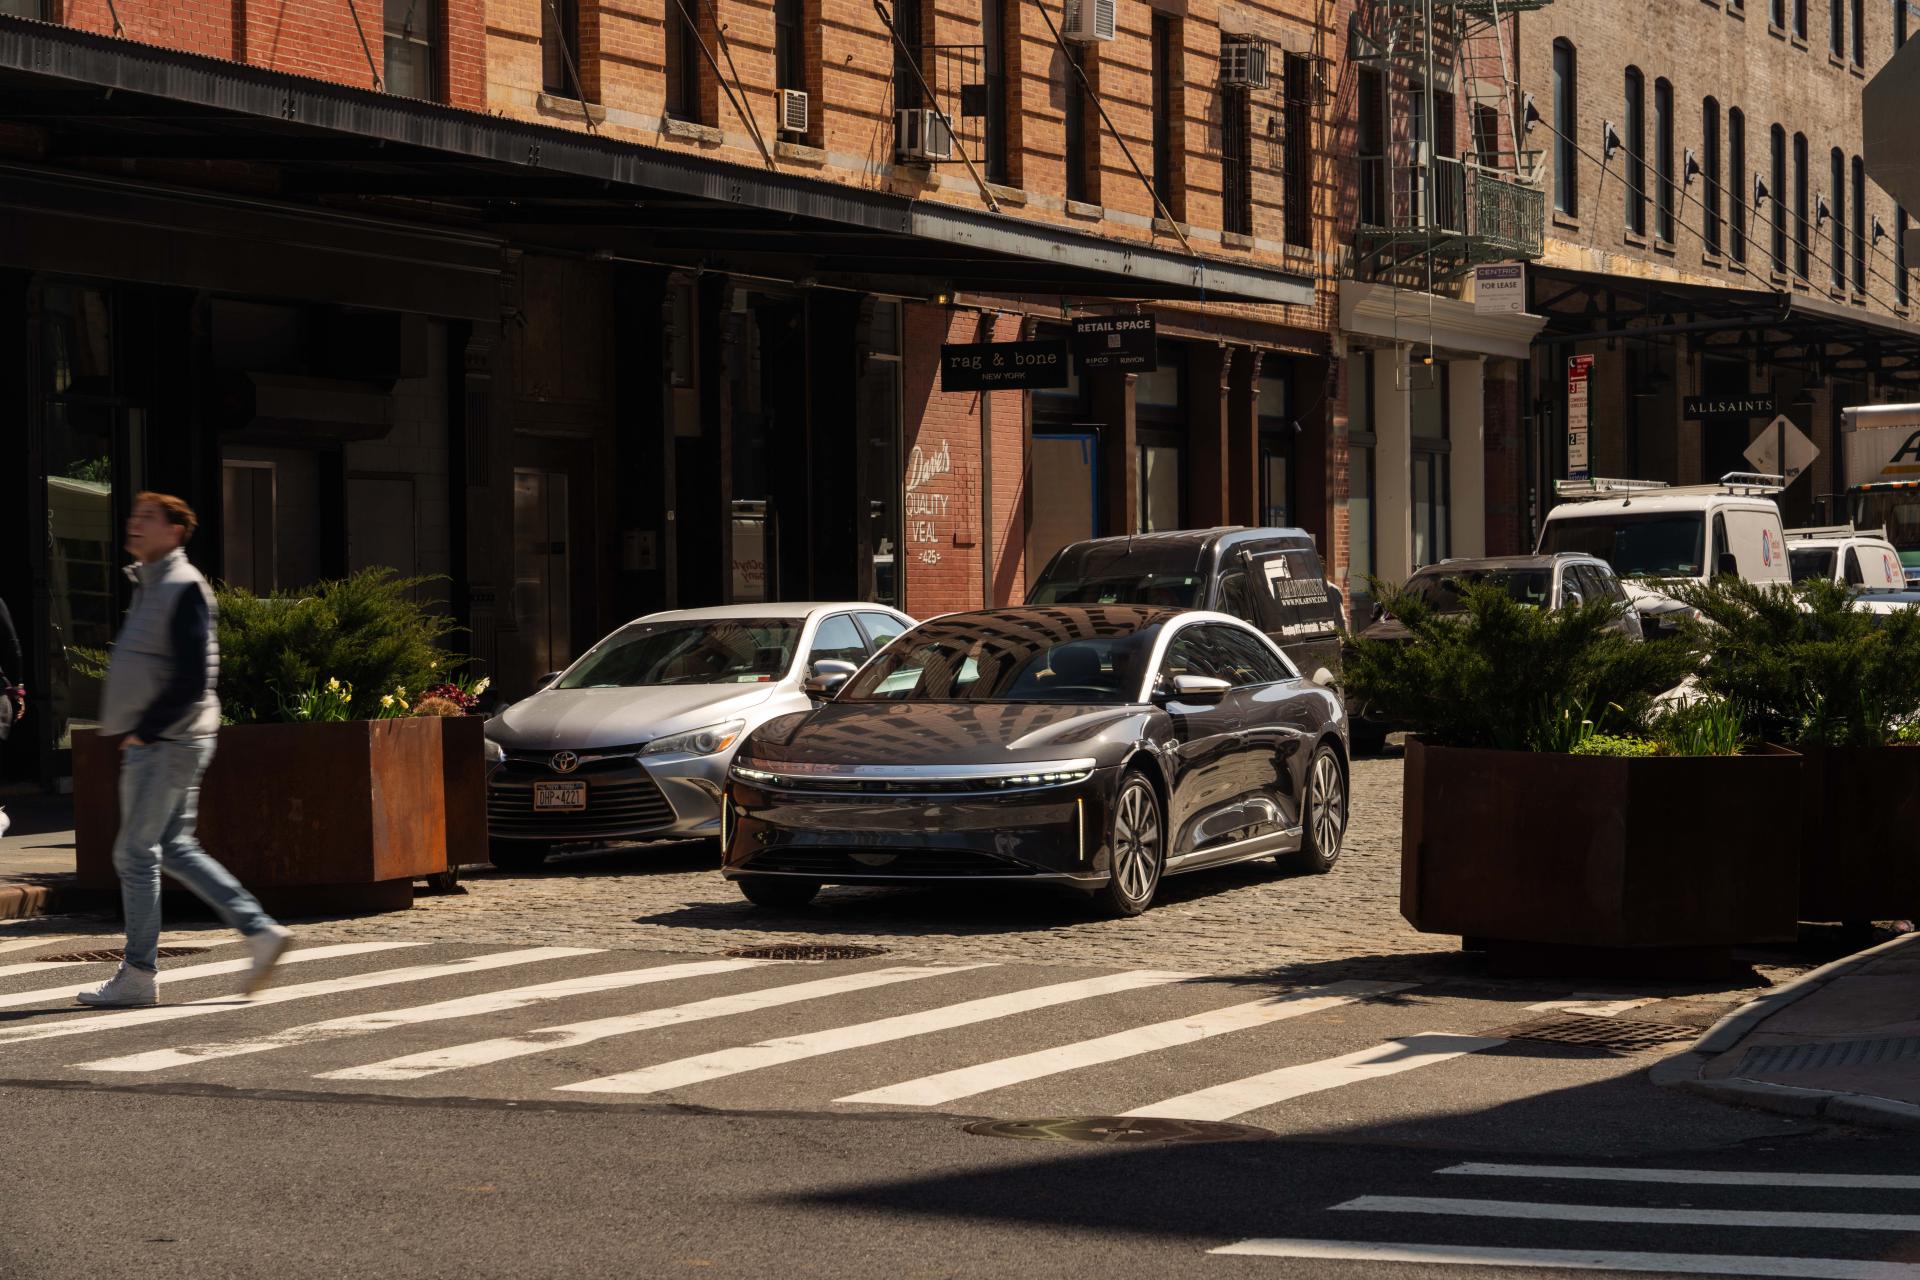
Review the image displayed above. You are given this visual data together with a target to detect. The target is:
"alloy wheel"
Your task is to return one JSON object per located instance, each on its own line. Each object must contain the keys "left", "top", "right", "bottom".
{"left": 1310, "top": 750, "right": 1346, "bottom": 859}
{"left": 1112, "top": 779, "right": 1162, "bottom": 904}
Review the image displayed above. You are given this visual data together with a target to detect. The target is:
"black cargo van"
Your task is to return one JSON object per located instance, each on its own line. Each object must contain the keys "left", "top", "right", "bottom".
{"left": 1026, "top": 528, "right": 1346, "bottom": 684}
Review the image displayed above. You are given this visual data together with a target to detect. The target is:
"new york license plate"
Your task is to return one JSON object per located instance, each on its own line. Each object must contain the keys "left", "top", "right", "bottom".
{"left": 533, "top": 781, "right": 587, "bottom": 811}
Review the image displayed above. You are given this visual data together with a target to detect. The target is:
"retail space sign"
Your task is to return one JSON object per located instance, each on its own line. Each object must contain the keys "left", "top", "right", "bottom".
{"left": 1473, "top": 263, "right": 1526, "bottom": 314}
{"left": 1071, "top": 315, "right": 1158, "bottom": 372}
{"left": 1744, "top": 414, "right": 1820, "bottom": 487}
{"left": 1684, "top": 394, "right": 1778, "bottom": 419}
{"left": 940, "top": 339, "right": 1071, "bottom": 391}
{"left": 1566, "top": 354, "right": 1594, "bottom": 479}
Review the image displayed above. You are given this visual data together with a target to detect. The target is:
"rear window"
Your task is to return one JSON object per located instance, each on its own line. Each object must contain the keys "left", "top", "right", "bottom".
{"left": 1789, "top": 546, "right": 1836, "bottom": 583}
{"left": 1027, "top": 543, "right": 1206, "bottom": 609}
{"left": 1404, "top": 568, "right": 1553, "bottom": 611}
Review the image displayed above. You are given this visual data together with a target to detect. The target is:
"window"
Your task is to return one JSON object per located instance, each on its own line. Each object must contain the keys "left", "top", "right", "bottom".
{"left": 542, "top": 0, "right": 581, "bottom": 95}
{"left": 1472, "top": 103, "right": 1501, "bottom": 167}
{"left": 857, "top": 612, "right": 908, "bottom": 650}
{"left": 1852, "top": 155, "right": 1867, "bottom": 293}
{"left": 1137, "top": 445, "right": 1182, "bottom": 532}
{"left": 1258, "top": 373, "right": 1291, "bottom": 525}
{"left": 1901, "top": 0, "right": 1911, "bottom": 46}
{"left": 1654, "top": 78, "right": 1675, "bottom": 243}
{"left": 1832, "top": 0, "right": 1844, "bottom": 54}
{"left": 808, "top": 614, "right": 871, "bottom": 668}
{"left": 1552, "top": 40, "right": 1578, "bottom": 214}
{"left": 1770, "top": 0, "right": 1784, "bottom": 26}
{"left": 892, "top": 0, "right": 924, "bottom": 111}
{"left": 1151, "top": 14, "right": 1183, "bottom": 220}
{"left": 1900, "top": 207, "right": 1912, "bottom": 308}
{"left": 1283, "top": 53, "right": 1313, "bottom": 247}
{"left": 774, "top": 0, "right": 803, "bottom": 96}
{"left": 1772, "top": 124, "right": 1789, "bottom": 270}
{"left": 1410, "top": 364, "right": 1450, "bottom": 569}
{"left": 0, "top": 0, "right": 47, "bottom": 15}
{"left": 1794, "top": 0, "right": 1807, "bottom": 39}
{"left": 1624, "top": 68, "right": 1647, "bottom": 235}
{"left": 384, "top": 0, "right": 439, "bottom": 100}
{"left": 1064, "top": 47, "right": 1096, "bottom": 204}
{"left": 1220, "top": 38, "right": 1252, "bottom": 236}
{"left": 1358, "top": 67, "right": 1386, "bottom": 226}
{"left": 1703, "top": 98, "right": 1722, "bottom": 254}
{"left": 1347, "top": 352, "right": 1376, "bottom": 589}
{"left": 1204, "top": 625, "right": 1291, "bottom": 687}
{"left": 1852, "top": 0, "right": 1864, "bottom": 63}
{"left": 1794, "top": 131, "right": 1810, "bottom": 277}
{"left": 1730, "top": 108, "right": 1748, "bottom": 263}
{"left": 664, "top": 0, "right": 704, "bottom": 121}
{"left": 982, "top": 0, "right": 1011, "bottom": 184}
{"left": 1832, "top": 147, "right": 1847, "bottom": 289}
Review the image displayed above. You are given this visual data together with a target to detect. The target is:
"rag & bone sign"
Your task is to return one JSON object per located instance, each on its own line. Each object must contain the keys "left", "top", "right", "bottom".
{"left": 940, "top": 340, "right": 1070, "bottom": 391}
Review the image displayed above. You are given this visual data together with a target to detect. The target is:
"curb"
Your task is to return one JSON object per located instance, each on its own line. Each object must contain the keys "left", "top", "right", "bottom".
{"left": 0, "top": 882, "right": 60, "bottom": 921}
{"left": 1651, "top": 931, "right": 1920, "bottom": 1133}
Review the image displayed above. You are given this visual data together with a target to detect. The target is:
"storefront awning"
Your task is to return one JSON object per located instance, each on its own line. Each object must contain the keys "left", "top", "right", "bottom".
{"left": 0, "top": 17, "right": 1314, "bottom": 307}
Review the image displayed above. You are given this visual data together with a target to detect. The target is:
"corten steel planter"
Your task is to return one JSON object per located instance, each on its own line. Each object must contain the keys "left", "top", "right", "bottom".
{"left": 1402, "top": 738, "right": 1802, "bottom": 977}
{"left": 75, "top": 717, "right": 477, "bottom": 915}
{"left": 1792, "top": 744, "right": 1920, "bottom": 924}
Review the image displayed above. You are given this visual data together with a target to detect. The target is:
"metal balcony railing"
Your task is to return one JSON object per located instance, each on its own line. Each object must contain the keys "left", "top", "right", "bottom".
{"left": 1353, "top": 155, "right": 1545, "bottom": 276}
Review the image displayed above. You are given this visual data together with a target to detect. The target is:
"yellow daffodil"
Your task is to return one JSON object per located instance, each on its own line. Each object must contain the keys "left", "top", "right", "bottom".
{"left": 327, "top": 677, "right": 341, "bottom": 691}
{"left": 380, "top": 694, "right": 394, "bottom": 709}
{"left": 474, "top": 677, "right": 491, "bottom": 694}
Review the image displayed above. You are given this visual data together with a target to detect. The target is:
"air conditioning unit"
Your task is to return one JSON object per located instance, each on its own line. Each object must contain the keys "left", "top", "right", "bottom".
{"left": 895, "top": 108, "right": 954, "bottom": 163}
{"left": 1062, "top": 0, "right": 1116, "bottom": 43}
{"left": 1220, "top": 40, "right": 1269, "bottom": 90}
{"left": 780, "top": 88, "right": 809, "bottom": 136}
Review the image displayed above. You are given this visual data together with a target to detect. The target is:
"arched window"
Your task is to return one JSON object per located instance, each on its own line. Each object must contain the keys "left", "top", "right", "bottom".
{"left": 1729, "top": 108, "right": 1748, "bottom": 264}
{"left": 1654, "top": 78, "right": 1675, "bottom": 243}
{"left": 1553, "top": 40, "right": 1578, "bottom": 215}
{"left": 1831, "top": 147, "right": 1847, "bottom": 290}
{"left": 1624, "top": 68, "right": 1646, "bottom": 235}
{"left": 1794, "top": 132, "right": 1809, "bottom": 278}
{"left": 1704, "top": 98, "right": 1723, "bottom": 255}
{"left": 1852, "top": 0, "right": 1864, "bottom": 65}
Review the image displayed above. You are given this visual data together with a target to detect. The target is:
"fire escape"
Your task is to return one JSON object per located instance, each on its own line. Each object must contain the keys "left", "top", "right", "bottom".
{"left": 1349, "top": 0, "right": 1550, "bottom": 283}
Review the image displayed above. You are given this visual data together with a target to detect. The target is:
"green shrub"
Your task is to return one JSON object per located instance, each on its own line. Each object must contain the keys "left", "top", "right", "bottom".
{"left": 1344, "top": 577, "right": 1699, "bottom": 752}
{"left": 1672, "top": 577, "right": 1920, "bottom": 748}
{"left": 1571, "top": 733, "right": 1659, "bottom": 758}
{"left": 1646, "top": 694, "right": 1746, "bottom": 757}
{"left": 216, "top": 570, "right": 460, "bottom": 724}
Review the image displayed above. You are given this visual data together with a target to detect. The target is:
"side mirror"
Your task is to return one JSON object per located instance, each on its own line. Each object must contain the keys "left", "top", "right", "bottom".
{"left": 535, "top": 671, "right": 562, "bottom": 690}
{"left": 1311, "top": 667, "right": 1338, "bottom": 690}
{"left": 1160, "top": 673, "right": 1232, "bottom": 704}
{"left": 803, "top": 659, "right": 859, "bottom": 698}
{"left": 1717, "top": 551, "right": 1740, "bottom": 578}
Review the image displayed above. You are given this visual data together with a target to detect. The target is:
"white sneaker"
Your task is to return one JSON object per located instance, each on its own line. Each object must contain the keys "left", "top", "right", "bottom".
{"left": 76, "top": 965, "right": 157, "bottom": 1008}
{"left": 243, "top": 925, "right": 293, "bottom": 996}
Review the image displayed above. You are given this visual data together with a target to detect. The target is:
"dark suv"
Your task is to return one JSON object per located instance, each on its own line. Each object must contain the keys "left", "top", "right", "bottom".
{"left": 1026, "top": 528, "right": 1346, "bottom": 684}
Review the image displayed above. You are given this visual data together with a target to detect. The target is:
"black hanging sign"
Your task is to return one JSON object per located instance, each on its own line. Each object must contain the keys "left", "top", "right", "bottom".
{"left": 940, "top": 340, "right": 1070, "bottom": 391}
{"left": 1071, "top": 314, "right": 1158, "bottom": 372}
{"left": 1683, "top": 394, "right": 1777, "bottom": 420}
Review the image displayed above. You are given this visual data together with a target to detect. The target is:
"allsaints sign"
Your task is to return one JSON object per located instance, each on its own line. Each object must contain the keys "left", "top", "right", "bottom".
{"left": 1683, "top": 395, "right": 1778, "bottom": 420}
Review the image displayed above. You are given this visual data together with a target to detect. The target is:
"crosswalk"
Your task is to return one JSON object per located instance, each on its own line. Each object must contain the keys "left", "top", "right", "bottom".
{"left": 0, "top": 935, "right": 1531, "bottom": 1122}
{"left": 1213, "top": 1163, "right": 1920, "bottom": 1278}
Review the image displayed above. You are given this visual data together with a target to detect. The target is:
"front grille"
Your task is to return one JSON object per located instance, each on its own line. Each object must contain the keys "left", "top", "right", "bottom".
{"left": 742, "top": 847, "right": 1038, "bottom": 877}
{"left": 487, "top": 770, "right": 676, "bottom": 837}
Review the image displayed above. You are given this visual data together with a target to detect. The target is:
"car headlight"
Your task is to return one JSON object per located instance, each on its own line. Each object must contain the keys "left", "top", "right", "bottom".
{"left": 643, "top": 719, "right": 747, "bottom": 757}
{"left": 483, "top": 736, "right": 506, "bottom": 764}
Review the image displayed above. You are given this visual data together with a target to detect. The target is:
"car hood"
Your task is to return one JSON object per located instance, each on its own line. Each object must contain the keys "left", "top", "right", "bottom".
{"left": 738, "top": 701, "right": 1152, "bottom": 770}
{"left": 1620, "top": 579, "right": 1698, "bottom": 614}
{"left": 487, "top": 683, "right": 789, "bottom": 751}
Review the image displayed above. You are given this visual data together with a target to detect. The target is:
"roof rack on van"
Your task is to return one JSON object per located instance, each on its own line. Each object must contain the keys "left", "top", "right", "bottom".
{"left": 1715, "top": 471, "right": 1786, "bottom": 494}
{"left": 1553, "top": 473, "right": 1785, "bottom": 501}
{"left": 1552, "top": 477, "right": 1671, "bottom": 499}
{"left": 1787, "top": 524, "right": 1889, "bottom": 541}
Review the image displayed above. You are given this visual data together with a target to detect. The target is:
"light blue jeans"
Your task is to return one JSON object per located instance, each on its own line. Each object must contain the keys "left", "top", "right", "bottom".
{"left": 113, "top": 736, "right": 277, "bottom": 974}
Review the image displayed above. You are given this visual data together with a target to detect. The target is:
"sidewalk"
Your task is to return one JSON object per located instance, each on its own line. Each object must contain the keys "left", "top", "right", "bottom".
{"left": 1654, "top": 930, "right": 1920, "bottom": 1132}
{"left": 0, "top": 792, "right": 82, "bottom": 920}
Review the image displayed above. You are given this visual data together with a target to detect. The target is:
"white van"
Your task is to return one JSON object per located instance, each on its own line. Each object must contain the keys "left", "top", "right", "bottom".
{"left": 1786, "top": 526, "right": 1905, "bottom": 590}
{"left": 1535, "top": 474, "right": 1791, "bottom": 636}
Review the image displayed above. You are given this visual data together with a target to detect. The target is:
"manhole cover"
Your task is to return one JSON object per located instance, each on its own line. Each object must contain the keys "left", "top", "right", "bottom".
{"left": 38, "top": 947, "right": 208, "bottom": 963}
{"left": 963, "top": 1116, "right": 1269, "bottom": 1145}
{"left": 1495, "top": 1015, "right": 1698, "bottom": 1052}
{"left": 722, "top": 943, "right": 889, "bottom": 961}
{"left": 1742, "top": 1035, "right": 1920, "bottom": 1075}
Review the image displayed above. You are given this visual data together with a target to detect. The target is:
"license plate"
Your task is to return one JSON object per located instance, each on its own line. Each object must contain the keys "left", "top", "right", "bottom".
{"left": 533, "top": 781, "right": 587, "bottom": 811}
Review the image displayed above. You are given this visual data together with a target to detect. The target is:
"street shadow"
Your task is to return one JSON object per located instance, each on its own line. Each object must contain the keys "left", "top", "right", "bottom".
{"left": 0, "top": 793, "right": 77, "bottom": 839}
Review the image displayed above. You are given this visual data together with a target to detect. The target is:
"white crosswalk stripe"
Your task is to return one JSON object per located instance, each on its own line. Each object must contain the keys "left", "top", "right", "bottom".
{"left": 1332, "top": 1195, "right": 1920, "bottom": 1232}
{"left": 74, "top": 958, "right": 774, "bottom": 1072}
{"left": 556, "top": 969, "right": 1199, "bottom": 1097}
{"left": 1125, "top": 1031, "right": 1505, "bottom": 1121}
{"left": 0, "top": 933, "right": 247, "bottom": 981}
{"left": 0, "top": 941, "right": 420, "bottom": 1011}
{"left": 837, "top": 979, "right": 1416, "bottom": 1107}
{"left": 1209, "top": 1240, "right": 1920, "bottom": 1278}
{"left": 323, "top": 963, "right": 990, "bottom": 1082}
{"left": 1439, "top": 1164, "right": 1920, "bottom": 1190}
{"left": 0, "top": 935, "right": 79, "bottom": 958}
{"left": 0, "top": 946, "right": 592, "bottom": 1046}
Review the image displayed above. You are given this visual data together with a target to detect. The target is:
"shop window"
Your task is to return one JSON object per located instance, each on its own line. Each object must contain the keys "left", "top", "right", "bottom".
{"left": 222, "top": 462, "right": 277, "bottom": 594}
{"left": 1654, "top": 78, "right": 1675, "bottom": 243}
{"left": 542, "top": 0, "right": 582, "bottom": 96}
{"left": 665, "top": 0, "right": 706, "bottom": 123}
{"left": 1030, "top": 434, "right": 1099, "bottom": 572}
{"left": 1283, "top": 54, "right": 1313, "bottom": 247}
{"left": 1624, "top": 68, "right": 1646, "bottom": 236}
{"left": 1729, "top": 108, "right": 1748, "bottom": 263}
{"left": 384, "top": 0, "right": 439, "bottom": 100}
{"left": 1258, "top": 374, "right": 1291, "bottom": 527}
{"left": 1410, "top": 364, "right": 1450, "bottom": 569}
{"left": 1135, "top": 343, "right": 1185, "bottom": 535}
{"left": 1136, "top": 444, "right": 1182, "bottom": 532}
{"left": 858, "top": 301, "right": 903, "bottom": 606}
{"left": 1703, "top": 98, "right": 1722, "bottom": 255}
{"left": 1552, "top": 40, "right": 1578, "bottom": 215}
{"left": 1151, "top": 14, "right": 1185, "bottom": 220}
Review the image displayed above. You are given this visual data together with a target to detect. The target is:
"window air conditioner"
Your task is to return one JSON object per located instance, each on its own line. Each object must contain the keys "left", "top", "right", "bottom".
{"left": 780, "top": 89, "right": 809, "bottom": 135}
{"left": 895, "top": 108, "right": 954, "bottom": 163}
{"left": 1220, "top": 40, "right": 1269, "bottom": 90}
{"left": 1062, "top": 0, "right": 1116, "bottom": 43}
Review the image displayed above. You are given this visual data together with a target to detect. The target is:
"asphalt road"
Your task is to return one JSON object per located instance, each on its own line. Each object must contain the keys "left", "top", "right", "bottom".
{"left": 2, "top": 937, "right": 1915, "bottom": 1279}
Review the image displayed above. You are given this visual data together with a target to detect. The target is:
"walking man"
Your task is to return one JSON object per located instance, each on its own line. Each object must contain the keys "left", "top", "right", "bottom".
{"left": 79, "top": 493, "right": 291, "bottom": 1008}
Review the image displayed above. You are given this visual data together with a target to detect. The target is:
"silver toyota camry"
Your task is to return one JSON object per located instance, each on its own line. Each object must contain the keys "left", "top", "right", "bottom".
{"left": 482, "top": 602, "right": 913, "bottom": 870}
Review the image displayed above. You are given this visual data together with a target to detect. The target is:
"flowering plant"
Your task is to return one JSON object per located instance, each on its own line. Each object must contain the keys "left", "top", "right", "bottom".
{"left": 283, "top": 677, "right": 355, "bottom": 723}
{"left": 419, "top": 674, "right": 491, "bottom": 714}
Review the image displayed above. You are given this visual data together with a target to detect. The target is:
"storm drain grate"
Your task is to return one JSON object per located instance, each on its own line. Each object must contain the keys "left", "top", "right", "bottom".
{"left": 38, "top": 947, "right": 209, "bottom": 963}
{"left": 963, "top": 1116, "right": 1270, "bottom": 1145}
{"left": 722, "top": 943, "right": 889, "bottom": 961}
{"left": 1742, "top": 1035, "right": 1920, "bottom": 1076}
{"left": 1495, "top": 1015, "right": 1699, "bottom": 1052}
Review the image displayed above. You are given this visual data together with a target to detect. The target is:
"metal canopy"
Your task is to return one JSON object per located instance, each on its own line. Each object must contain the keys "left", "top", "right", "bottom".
{"left": 0, "top": 17, "right": 1315, "bottom": 306}
{"left": 1530, "top": 266, "right": 1920, "bottom": 383}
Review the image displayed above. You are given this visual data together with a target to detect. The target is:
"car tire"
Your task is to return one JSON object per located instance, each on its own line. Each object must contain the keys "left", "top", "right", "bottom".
{"left": 487, "top": 841, "right": 551, "bottom": 873}
{"left": 1096, "top": 771, "right": 1164, "bottom": 918}
{"left": 737, "top": 876, "right": 822, "bottom": 910}
{"left": 1280, "top": 744, "right": 1346, "bottom": 875}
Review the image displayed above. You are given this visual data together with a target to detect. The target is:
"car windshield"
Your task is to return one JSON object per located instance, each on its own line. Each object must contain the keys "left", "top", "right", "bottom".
{"left": 554, "top": 619, "right": 801, "bottom": 688}
{"left": 1538, "top": 513, "right": 1705, "bottom": 578}
{"left": 1028, "top": 572, "right": 1204, "bottom": 609}
{"left": 838, "top": 618, "right": 1156, "bottom": 704}
{"left": 1788, "top": 546, "right": 1837, "bottom": 583}
{"left": 1404, "top": 568, "right": 1553, "bottom": 611}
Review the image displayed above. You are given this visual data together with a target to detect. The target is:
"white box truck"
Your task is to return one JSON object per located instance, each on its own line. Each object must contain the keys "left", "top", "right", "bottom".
{"left": 1841, "top": 404, "right": 1920, "bottom": 585}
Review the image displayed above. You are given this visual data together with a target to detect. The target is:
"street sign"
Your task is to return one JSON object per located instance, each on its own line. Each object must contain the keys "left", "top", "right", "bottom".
{"left": 1473, "top": 263, "right": 1526, "bottom": 314}
{"left": 1744, "top": 414, "right": 1820, "bottom": 487}
{"left": 1684, "top": 394, "right": 1777, "bottom": 420}
{"left": 1071, "top": 315, "right": 1157, "bottom": 372}
{"left": 1567, "top": 354, "right": 1594, "bottom": 480}
{"left": 940, "top": 339, "right": 1070, "bottom": 391}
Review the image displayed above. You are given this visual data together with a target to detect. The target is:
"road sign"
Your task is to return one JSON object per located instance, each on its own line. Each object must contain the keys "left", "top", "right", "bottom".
{"left": 1567, "top": 355, "right": 1594, "bottom": 480}
{"left": 1071, "top": 315, "right": 1157, "bottom": 372}
{"left": 1473, "top": 264, "right": 1526, "bottom": 314}
{"left": 940, "top": 340, "right": 1070, "bottom": 391}
{"left": 1744, "top": 414, "right": 1820, "bottom": 487}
